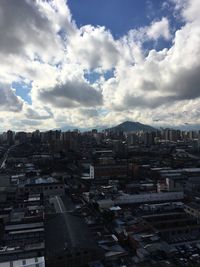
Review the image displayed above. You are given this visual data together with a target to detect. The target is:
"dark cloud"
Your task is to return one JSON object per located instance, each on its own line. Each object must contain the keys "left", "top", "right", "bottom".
{"left": 0, "top": 0, "right": 64, "bottom": 60}
{"left": 79, "top": 108, "right": 98, "bottom": 117}
{"left": 124, "top": 95, "right": 170, "bottom": 109}
{"left": 39, "top": 80, "right": 103, "bottom": 108}
{"left": 142, "top": 80, "right": 158, "bottom": 91}
{"left": 25, "top": 106, "right": 53, "bottom": 120}
{"left": 122, "top": 64, "right": 200, "bottom": 110}
{"left": 0, "top": 84, "right": 23, "bottom": 112}
{"left": 168, "top": 65, "right": 200, "bottom": 100}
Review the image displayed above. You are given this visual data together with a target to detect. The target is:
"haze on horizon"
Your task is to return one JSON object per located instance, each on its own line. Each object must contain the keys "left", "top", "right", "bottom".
{"left": 0, "top": 0, "right": 200, "bottom": 131}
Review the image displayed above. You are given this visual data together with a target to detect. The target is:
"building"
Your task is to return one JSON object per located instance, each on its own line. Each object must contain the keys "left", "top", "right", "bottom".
{"left": 18, "top": 177, "right": 65, "bottom": 198}
{"left": 127, "top": 133, "right": 138, "bottom": 146}
{"left": 45, "top": 197, "right": 103, "bottom": 267}
{"left": 97, "top": 192, "right": 184, "bottom": 209}
{"left": 142, "top": 211, "right": 200, "bottom": 244}
{"left": 89, "top": 162, "right": 128, "bottom": 181}
{"left": 6, "top": 130, "right": 14, "bottom": 146}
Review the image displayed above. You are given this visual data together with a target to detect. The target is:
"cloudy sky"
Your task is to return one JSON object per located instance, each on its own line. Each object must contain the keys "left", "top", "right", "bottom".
{"left": 0, "top": 0, "right": 200, "bottom": 131}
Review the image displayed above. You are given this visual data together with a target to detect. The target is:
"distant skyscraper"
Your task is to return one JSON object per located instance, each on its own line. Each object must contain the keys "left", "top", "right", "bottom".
{"left": 6, "top": 130, "right": 14, "bottom": 145}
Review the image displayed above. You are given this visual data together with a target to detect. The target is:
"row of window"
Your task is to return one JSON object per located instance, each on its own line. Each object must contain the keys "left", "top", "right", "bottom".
{"left": 19, "top": 185, "right": 64, "bottom": 193}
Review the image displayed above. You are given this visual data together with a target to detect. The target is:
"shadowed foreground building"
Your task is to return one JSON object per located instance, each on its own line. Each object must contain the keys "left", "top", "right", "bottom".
{"left": 45, "top": 211, "right": 103, "bottom": 267}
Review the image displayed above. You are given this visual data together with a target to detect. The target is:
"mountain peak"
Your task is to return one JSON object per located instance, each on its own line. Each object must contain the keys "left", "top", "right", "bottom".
{"left": 106, "top": 121, "right": 156, "bottom": 132}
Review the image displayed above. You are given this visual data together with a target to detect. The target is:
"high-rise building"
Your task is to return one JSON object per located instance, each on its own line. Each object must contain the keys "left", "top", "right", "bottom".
{"left": 6, "top": 130, "right": 14, "bottom": 145}
{"left": 127, "top": 133, "right": 138, "bottom": 146}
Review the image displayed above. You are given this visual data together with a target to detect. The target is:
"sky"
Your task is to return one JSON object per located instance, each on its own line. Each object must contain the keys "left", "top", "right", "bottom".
{"left": 0, "top": 0, "right": 200, "bottom": 131}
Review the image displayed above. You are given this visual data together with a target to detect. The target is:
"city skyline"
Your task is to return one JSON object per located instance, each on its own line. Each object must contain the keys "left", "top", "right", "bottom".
{"left": 0, "top": 0, "right": 200, "bottom": 131}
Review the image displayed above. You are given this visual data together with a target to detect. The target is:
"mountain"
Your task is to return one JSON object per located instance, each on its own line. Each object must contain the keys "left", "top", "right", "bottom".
{"left": 106, "top": 121, "right": 157, "bottom": 132}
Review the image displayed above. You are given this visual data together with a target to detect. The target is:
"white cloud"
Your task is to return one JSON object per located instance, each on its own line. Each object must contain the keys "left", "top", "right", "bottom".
{"left": 67, "top": 25, "right": 119, "bottom": 70}
{"left": 182, "top": 0, "right": 200, "bottom": 22}
{"left": 0, "top": 0, "right": 200, "bottom": 130}
{"left": 147, "top": 17, "right": 171, "bottom": 40}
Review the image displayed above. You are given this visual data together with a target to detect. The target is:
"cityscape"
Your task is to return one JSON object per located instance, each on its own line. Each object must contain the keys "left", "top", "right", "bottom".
{"left": 1, "top": 0, "right": 200, "bottom": 266}
{"left": 1, "top": 122, "right": 200, "bottom": 266}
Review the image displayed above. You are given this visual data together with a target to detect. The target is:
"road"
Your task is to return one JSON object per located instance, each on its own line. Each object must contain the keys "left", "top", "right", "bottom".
{"left": 51, "top": 196, "right": 66, "bottom": 213}
{"left": 0, "top": 145, "right": 18, "bottom": 169}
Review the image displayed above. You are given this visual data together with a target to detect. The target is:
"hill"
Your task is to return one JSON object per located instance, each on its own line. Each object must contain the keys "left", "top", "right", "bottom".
{"left": 106, "top": 121, "right": 157, "bottom": 132}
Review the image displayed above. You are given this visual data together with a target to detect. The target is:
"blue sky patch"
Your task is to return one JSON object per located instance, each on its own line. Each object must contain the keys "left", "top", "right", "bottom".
{"left": 84, "top": 69, "right": 115, "bottom": 84}
{"left": 68, "top": 0, "right": 180, "bottom": 38}
{"left": 12, "top": 81, "right": 32, "bottom": 104}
